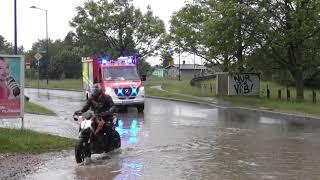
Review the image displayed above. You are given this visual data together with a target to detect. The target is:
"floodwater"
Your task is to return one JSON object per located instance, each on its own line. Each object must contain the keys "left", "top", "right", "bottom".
{"left": 7, "top": 89, "right": 320, "bottom": 179}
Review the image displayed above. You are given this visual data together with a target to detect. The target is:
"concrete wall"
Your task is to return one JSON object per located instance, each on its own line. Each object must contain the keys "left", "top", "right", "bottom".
{"left": 228, "top": 73, "right": 260, "bottom": 96}
{"left": 216, "top": 73, "right": 228, "bottom": 96}
{"left": 216, "top": 73, "right": 260, "bottom": 96}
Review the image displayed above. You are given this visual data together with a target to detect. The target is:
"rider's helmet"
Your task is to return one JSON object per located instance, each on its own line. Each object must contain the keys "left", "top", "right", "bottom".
{"left": 91, "top": 83, "right": 102, "bottom": 98}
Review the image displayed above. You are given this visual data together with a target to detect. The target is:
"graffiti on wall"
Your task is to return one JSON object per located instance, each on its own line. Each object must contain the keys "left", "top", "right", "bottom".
{"left": 228, "top": 73, "right": 260, "bottom": 96}
{"left": 233, "top": 74, "right": 253, "bottom": 94}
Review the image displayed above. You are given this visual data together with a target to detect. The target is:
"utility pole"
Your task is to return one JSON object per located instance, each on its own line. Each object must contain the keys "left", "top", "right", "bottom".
{"left": 179, "top": 47, "right": 181, "bottom": 81}
{"left": 45, "top": 9, "right": 49, "bottom": 85}
{"left": 30, "top": 6, "right": 49, "bottom": 84}
{"left": 194, "top": 52, "right": 195, "bottom": 77}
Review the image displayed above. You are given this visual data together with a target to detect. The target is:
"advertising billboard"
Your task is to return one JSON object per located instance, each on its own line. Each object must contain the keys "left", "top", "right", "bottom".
{"left": 0, "top": 55, "right": 24, "bottom": 118}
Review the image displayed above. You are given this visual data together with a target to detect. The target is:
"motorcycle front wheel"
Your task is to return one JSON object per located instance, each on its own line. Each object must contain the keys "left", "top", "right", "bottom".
{"left": 75, "top": 138, "right": 87, "bottom": 163}
{"left": 113, "top": 130, "right": 121, "bottom": 148}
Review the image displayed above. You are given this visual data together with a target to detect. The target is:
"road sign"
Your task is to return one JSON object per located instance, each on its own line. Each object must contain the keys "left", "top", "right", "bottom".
{"left": 34, "top": 53, "right": 42, "bottom": 61}
{"left": 36, "top": 60, "right": 42, "bottom": 67}
{"left": 26, "top": 62, "right": 31, "bottom": 69}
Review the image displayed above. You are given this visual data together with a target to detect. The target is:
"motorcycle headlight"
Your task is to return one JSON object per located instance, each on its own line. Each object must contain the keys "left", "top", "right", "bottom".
{"left": 105, "top": 87, "right": 113, "bottom": 94}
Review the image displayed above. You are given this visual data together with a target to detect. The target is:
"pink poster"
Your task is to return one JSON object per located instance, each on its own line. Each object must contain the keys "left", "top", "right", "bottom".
{"left": 0, "top": 55, "right": 24, "bottom": 118}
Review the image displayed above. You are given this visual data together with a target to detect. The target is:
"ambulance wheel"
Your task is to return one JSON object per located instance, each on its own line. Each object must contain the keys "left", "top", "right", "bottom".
{"left": 137, "top": 105, "right": 144, "bottom": 113}
{"left": 118, "top": 106, "right": 128, "bottom": 113}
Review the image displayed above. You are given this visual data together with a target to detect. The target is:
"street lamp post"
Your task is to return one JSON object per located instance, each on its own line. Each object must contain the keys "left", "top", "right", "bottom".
{"left": 14, "top": 0, "right": 18, "bottom": 54}
{"left": 30, "top": 6, "right": 49, "bottom": 85}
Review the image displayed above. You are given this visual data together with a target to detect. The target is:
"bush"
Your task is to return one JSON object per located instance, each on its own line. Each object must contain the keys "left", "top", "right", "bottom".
{"left": 25, "top": 68, "right": 37, "bottom": 79}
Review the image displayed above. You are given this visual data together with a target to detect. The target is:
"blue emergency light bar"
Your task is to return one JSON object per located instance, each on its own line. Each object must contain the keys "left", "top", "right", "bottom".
{"left": 99, "top": 56, "right": 137, "bottom": 65}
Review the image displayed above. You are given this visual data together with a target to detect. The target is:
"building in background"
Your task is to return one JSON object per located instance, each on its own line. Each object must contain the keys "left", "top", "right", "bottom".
{"left": 164, "top": 61, "right": 208, "bottom": 80}
{"left": 152, "top": 67, "right": 165, "bottom": 78}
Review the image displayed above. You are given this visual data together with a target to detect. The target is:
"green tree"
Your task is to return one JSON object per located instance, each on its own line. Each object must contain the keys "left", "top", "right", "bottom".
{"left": 70, "top": 0, "right": 165, "bottom": 59}
{"left": 0, "top": 35, "right": 13, "bottom": 54}
{"left": 25, "top": 37, "right": 82, "bottom": 79}
{"left": 170, "top": 3, "right": 210, "bottom": 61}
{"left": 160, "top": 50, "right": 174, "bottom": 68}
{"left": 250, "top": 0, "right": 320, "bottom": 100}
{"left": 137, "top": 58, "right": 151, "bottom": 76}
{"left": 203, "top": 0, "right": 259, "bottom": 71}
{"left": 0, "top": 35, "right": 24, "bottom": 54}
{"left": 25, "top": 39, "right": 63, "bottom": 78}
{"left": 170, "top": 1, "right": 259, "bottom": 71}
{"left": 49, "top": 50, "right": 81, "bottom": 79}
{"left": 158, "top": 34, "right": 174, "bottom": 68}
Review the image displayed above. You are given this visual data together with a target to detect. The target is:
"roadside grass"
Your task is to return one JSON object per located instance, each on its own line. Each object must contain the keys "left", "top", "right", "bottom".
{"left": 145, "top": 86, "right": 211, "bottom": 104}
{"left": 144, "top": 76, "right": 215, "bottom": 97}
{"left": 259, "top": 81, "right": 319, "bottom": 103}
{"left": 145, "top": 76, "right": 320, "bottom": 117}
{"left": 221, "top": 96, "right": 320, "bottom": 116}
{"left": 25, "top": 79, "right": 82, "bottom": 91}
{"left": 0, "top": 128, "right": 75, "bottom": 153}
{"left": 25, "top": 101, "right": 56, "bottom": 116}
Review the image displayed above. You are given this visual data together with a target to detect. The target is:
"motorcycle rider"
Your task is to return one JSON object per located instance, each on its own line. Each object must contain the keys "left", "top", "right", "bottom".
{"left": 75, "top": 83, "right": 116, "bottom": 151}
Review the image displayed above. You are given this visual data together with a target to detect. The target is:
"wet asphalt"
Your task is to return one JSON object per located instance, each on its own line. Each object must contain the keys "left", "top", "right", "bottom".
{"left": 1, "top": 88, "right": 320, "bottom": 180}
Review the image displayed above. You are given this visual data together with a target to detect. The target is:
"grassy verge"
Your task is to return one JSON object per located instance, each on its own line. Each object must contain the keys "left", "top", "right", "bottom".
{"left": 145, "top": 76, "right": 320, "bottom": 117}
{"left": 145, "top": 86, "right": 210, "bottom": 104}
{"left": 220, "top": 96, "right": 320, "bottom": 116}
{"left": 0, "top": 128, "right": 74, "bottom": 153}
{"left": 144, "top": 76, "right": 213, "bottom": 103}
{"left": 25, "top": 101, "right": 56, "bottom": 116}
{"left": 25, "top": 79, "right": 82, "bottom": 91}
{"left": 144, "top": 76, "right": 215, "bottom": 97}
{"left": 259, "top": 81, "right": 319, "bottom": 102}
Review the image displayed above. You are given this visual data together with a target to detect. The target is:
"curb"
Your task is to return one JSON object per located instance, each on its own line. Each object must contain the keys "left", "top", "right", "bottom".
{"left": 146, "top": 95, "right": 218, "bottom": 107}
{"left": 25, "top": 86, "right": 82, "bottom": 92}
{"left": 25, "top": 111, "right": 57, "bottom": 116}
{"left": 229, "top": 106, "right": 320, "bottom": 121}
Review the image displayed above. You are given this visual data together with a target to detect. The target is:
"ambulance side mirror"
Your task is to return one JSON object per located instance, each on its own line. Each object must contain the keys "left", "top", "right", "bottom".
{"left": 141, "top": 75, "right": 146, "bottom": 81}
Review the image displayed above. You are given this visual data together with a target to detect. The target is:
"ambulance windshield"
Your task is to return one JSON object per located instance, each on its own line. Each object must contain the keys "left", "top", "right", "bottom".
{"left": 103, "top": 66, "right": 140, "bottom": 81}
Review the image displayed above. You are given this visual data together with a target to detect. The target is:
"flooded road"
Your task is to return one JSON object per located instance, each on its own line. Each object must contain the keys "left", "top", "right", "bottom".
{"left": 10, "top": 89, "right": 320, "bottom": 179}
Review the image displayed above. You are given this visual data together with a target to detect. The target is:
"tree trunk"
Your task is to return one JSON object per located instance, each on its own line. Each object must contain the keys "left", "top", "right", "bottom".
{"left": 287, "top": 42, "right": 304, "bottom": 101}
{"left": 294, "top": 69, "right": 304, "bottom": 101}
{"left": 236, "top": 46, "right": 244, "bottom": 66}
{"left": 223, "top": 54, "right": 230, "bottom": 72}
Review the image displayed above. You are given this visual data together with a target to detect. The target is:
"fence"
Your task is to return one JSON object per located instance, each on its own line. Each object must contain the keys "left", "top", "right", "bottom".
{"left": 261, "top": 84, "right": 318, "bottom": 104}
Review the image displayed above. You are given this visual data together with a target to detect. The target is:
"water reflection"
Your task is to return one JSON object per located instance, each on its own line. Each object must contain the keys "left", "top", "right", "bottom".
{"left": 116, "top": 119, "right": 141, "bottom": 144}
{"left": 119, "top": 160, "right": 143, "bottom": 178}
{"left": 218, "top": 109, "right": 320, "bottom": 133}
{"left": 74, "top": 160, "right": 122, "bottom": 180}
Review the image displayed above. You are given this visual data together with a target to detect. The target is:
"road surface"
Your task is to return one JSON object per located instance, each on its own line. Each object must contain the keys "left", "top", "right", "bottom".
{"left": 2, "top": 88, "right": 320, "bottom": 180}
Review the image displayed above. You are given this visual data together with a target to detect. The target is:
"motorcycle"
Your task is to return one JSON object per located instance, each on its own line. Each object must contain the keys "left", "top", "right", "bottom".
{"left": 73, "top": 111, "right": 121, "bottom": 163}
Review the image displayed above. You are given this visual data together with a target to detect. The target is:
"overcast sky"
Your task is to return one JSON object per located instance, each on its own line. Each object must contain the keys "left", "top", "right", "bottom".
{"left": 0, "top": 0, "right": 201, "bottom": 65}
